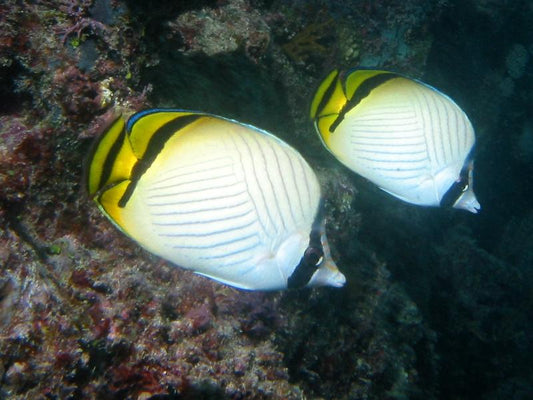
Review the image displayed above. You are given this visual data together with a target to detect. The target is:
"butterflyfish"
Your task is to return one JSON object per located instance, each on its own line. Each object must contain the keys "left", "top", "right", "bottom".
{"left": 310, "top": 68, "right": 481, "bottom": 213}
{"left": 87, "top": 109, "right": 346, "bottom": 290}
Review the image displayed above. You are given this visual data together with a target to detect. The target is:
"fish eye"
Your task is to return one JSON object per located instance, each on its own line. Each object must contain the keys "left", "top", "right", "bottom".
{"left": 457, "top": 176, "right": 469, "bottom": 192}
{"left": 304, "top": 247, "right": 324, "bottom": 266}
{"left": 440, "top": 175, "right": 470, "bottom": 208}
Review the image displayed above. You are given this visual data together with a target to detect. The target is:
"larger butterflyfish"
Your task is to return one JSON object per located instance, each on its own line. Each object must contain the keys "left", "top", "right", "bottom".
{"left": 310, "top": 68, "right": 481, "bottom": 213}
{"left": 87, "top": 109, "right": 346, "bottom": 290}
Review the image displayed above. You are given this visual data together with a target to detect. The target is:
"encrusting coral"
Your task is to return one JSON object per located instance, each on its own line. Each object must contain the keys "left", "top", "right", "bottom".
{"left": 0, "top": 0, "right": 436, "bottom": 397}
{"left": 1, "top": 0, "right": 532, "bottom": 399}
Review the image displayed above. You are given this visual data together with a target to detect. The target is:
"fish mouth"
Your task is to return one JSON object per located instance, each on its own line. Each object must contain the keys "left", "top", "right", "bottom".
{"left": 454, "top": 188, "right": 481, "bottom": 214}
{"left": 307, "top": 260, "right": 346, "bottom": 288}
{"left": 306, "top": 219, "right": 346, "bottom": 288}
{"left": 468, "top": 199, "right": 481, "bottom": 214}
{"left": 324, "top": 262, "right": 347, "bottom": 287}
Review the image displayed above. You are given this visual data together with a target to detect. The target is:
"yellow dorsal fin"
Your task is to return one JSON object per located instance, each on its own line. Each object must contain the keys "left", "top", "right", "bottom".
{"left": 311, "top": 69, "right": 339, "bottom": 119}
{"left": 310, "top": 69, "right": 349, "bottom": 120}
{"left": 127, "top": 110, "right": 198, "bottom": 159}
{"left": 87, "top": 116, "right": 137, "bottom": 198}
{"left": 343, "top": 69, "right": 390, "bottom": 99}
{"left": 310, "top": 70, "right": 347, "bottom": 146}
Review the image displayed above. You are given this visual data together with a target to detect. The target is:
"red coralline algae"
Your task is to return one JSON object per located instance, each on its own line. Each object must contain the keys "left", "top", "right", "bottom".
{"left": 0, "top": 0, "right": 452, "bottom": 399}
{"left": 52, "top": 65, "right": 104, "bottom": 121}
{"left": 59, "top": 17, "right": 110, "bottom": 44}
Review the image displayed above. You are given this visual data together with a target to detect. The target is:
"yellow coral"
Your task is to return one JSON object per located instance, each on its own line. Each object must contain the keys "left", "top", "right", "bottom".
{"left": 282, "top": 19, "right": 334, "bottom": 62}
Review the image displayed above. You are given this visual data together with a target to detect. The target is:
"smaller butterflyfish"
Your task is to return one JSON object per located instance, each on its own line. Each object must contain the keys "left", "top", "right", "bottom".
{"left": 310, "top": 68, "right": 481, "bottom": 213}
{"left": 86, "top": 109, "right": 346, "bottom": 290}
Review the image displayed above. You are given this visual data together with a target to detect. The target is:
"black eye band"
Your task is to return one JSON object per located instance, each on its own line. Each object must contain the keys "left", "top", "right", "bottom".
{"left": 440, "top": 162, "right": 471, "bottom": 208}
{"left": 287, "top": 200, "right": 326, "bottom": 289}
{"left": 287, "top": 244, "right": 323, "bottom": 289}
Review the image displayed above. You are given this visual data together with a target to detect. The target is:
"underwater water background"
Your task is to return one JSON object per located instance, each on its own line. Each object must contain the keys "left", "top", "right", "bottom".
{"left": 0, "top": 0, "right": 532, "bottom": 399}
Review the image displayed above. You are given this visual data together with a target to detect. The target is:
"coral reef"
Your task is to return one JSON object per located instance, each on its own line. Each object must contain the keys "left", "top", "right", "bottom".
{"left": 278, "top": 257, "right": 437, "bottom": 400}
{"left": 281, "top": 19, "right": 334, "bottom": 63}
{"left": 0, "top": 229, "right": 303, "bottom": 398}
{"left": 167, "top": 0, "right": 271, "bottom": 61}
{"left": 1, "top": 0, "right": 532, "bottom": 399}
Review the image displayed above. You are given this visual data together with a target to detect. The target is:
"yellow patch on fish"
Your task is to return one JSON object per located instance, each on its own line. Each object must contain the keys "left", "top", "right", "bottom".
{"left": 311, "top": 68, "right": 480, "bottom": 213}
{"left": 87, "top": 109, "right": 346, "bottom": 290}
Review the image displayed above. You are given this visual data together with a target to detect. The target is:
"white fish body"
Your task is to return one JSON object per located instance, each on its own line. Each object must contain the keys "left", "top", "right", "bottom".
{"left": 88, "top": 110, "right": 346, "bottom": 290}
{"left": 311, "top": 69, "right": 480, "bottom": 213}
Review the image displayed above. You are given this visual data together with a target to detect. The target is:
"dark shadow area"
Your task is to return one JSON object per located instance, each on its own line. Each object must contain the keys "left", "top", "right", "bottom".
{"left": 352, "top": 1, "right": 533, "bottom": 399}
{"left": 424, "top": 0, "right": 533, "bottom": 252}
{"left": 0, "top": 61, "right": 31, "bottom": 115}
{"left": 127, "top": 0, "right": 294, "bottom": 144}
{"left": 141, "top": 51, "right": 291, "bottom": 136}
{"left": 123, "top": 0, "right": 218, "bottom": 41}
